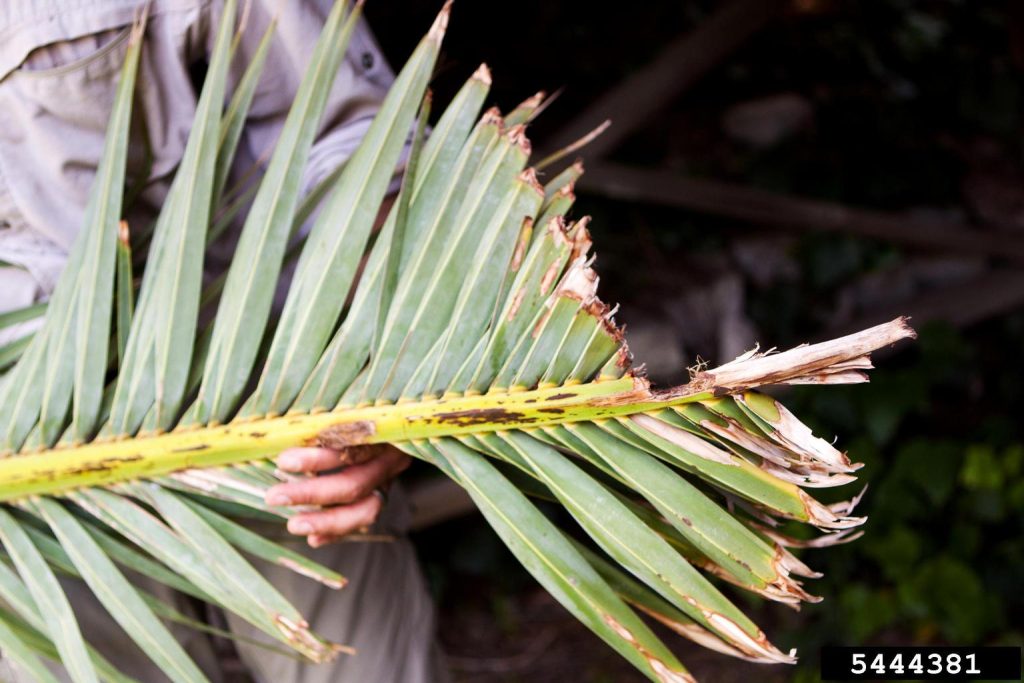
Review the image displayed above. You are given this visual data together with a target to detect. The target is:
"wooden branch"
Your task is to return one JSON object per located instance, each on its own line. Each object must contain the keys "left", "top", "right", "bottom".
{"left": 580, "top": 161, "right": 1024, "bottom": 264}
{"left": 542, "top": 0, "right": 784, "bottom": 159}
{"left": 824, "top": 269, "right": 1024, "bottom": 340}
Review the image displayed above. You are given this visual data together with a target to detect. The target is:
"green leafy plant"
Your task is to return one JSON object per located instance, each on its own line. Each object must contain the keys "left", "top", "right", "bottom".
{"left": 0, "top": 3, "right": 914, "bottom": 681}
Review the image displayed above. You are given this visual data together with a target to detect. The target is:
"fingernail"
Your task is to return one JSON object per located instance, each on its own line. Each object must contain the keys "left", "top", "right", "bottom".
{"left": 266, "top": 492, "right": 292, "bottom": 507}
{"left": 277, "top": 454, "right": 302, "bottom": 470}
{"left": 288, "top": 519, "right": 313, "bottom": 535}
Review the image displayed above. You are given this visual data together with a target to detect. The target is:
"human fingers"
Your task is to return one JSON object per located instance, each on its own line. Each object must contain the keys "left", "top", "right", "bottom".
{"left": 266, "top": 448, "right": 409, "bottom": 507}
{"left": 286, "top": 494, "right": 384, "bottom": 546}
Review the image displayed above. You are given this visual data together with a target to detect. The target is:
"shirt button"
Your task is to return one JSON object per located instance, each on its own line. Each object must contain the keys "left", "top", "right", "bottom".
{"left": 361, "top": 52, "right": 374, "bottom": 70}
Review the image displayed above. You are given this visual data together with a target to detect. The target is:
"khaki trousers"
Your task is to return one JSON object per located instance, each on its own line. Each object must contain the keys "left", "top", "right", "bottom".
{"left": 0, "top": 486, "right": 450, "bottom": 683}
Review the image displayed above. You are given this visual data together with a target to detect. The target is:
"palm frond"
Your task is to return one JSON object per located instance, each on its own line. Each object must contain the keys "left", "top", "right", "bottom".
{"left": 0, "top": 3, "right": 914, "bottom": 682}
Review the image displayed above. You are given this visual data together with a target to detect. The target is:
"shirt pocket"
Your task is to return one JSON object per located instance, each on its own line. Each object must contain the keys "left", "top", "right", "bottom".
{"left": 0, "top": 23, "right": 136, "bottom": 250}
{"left": 9, "top": 25, "right": 132, "bottom": 121}
{"left": 17, "top": 26, "right": 131, "bottom": 75}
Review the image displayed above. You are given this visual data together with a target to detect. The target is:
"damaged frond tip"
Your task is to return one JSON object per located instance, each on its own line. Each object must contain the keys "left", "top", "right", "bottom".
{"left": 508, "top": 124, "right": 532, "bottom": 156}
{"left": 429, "top": 1, "right": 453, "bottom": 40}
{"left": 472, "top": 63, "right": 493, "bottom": 85}
{"left": 519, "top": 168, "right": 544, "bottom": 195}
{"left": 130, "top": 1, "right": 152, "bottom": 42}
{"left": 894, "top": 315, "right": 917, "bottom": 339}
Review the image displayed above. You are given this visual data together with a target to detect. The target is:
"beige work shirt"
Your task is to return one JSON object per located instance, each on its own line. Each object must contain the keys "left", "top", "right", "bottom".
{"left": 0, "top": 0, "right": 393, "bottom": 326}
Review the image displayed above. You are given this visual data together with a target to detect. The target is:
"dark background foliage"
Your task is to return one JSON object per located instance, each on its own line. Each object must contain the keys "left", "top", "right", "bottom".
{"left": 366, "top": 1, "right": 1024, "bottom": 680}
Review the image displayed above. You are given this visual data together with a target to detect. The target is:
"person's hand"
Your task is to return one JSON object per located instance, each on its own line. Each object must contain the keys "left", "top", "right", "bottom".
{"left": 264, "top": 444, "right": 410, "bottom": 548}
